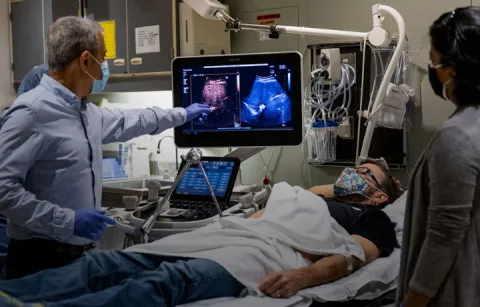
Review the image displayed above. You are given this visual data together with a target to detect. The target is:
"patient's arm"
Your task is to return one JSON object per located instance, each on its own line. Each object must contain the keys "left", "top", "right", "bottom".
{"left": 307, "top": 184, "right": 334, "bottom": 198}
{"left": 302, "top": 235, "right": 380, "bottom": 286}
{"left": 258, "top": 235, "right": 380, "bottom": 298}
{"left": 249, "top": 209, "right": 265, "bottom": 219}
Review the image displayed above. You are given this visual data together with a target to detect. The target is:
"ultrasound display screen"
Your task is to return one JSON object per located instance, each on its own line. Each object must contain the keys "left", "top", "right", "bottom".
{"left": 181, "top": 63, "right": 293, "bottom": 133}
{"left": 175, "top": 161, "right": 235, "bottom": 197}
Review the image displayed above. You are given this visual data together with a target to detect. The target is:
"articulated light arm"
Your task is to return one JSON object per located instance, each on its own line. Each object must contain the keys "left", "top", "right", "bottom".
{"left": 360, "top": 5, "right": 407, "bottom": 160}
{"left": 184, "top": 0, "right": 408, "bottom": 161}
{"left": 226, "top": 22, "right": 369, "bottom": 41}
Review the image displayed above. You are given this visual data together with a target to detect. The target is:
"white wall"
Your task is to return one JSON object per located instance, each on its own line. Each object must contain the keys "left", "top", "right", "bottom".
{"left": 0, "top": 0, "right": 16, "bottom": 109}
{"left": 225, "top": 0, "right": 464, "bottom": 188}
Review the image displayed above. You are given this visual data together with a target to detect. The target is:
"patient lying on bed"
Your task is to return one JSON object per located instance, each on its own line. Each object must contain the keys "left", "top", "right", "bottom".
{"left": 0, "top": 158, "right": 402, "bottom": 307}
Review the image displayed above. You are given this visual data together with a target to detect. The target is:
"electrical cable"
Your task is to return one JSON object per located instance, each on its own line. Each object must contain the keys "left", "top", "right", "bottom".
{"left": 257, "top": 148, "right": 279, "bottom": 181}
{"left": 366, "top": 43, "right": 380, "bottom": 115}
{"left": 355, "top": 37, "right": 368, "bottom": 164}
{"left": 378, "top": 48, "right": 385, "bottom": 74}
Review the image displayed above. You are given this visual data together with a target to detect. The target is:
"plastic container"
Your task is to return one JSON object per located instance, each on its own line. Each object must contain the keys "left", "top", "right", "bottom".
{"left": 102, "top": 158, "right": 127, "bottom": 180}
{"left": 306, "top": 120, "right": 338, "bottom": 164}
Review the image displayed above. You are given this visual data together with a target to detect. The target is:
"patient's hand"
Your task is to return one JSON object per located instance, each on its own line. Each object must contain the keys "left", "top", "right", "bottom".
{"left": 258, "top": 269, "right": 309, "bottom": 298}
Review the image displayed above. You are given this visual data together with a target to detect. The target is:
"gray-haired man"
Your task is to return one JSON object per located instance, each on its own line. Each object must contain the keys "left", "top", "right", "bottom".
{"left": 0, "top": 17, "right": 210, "bottom": 280}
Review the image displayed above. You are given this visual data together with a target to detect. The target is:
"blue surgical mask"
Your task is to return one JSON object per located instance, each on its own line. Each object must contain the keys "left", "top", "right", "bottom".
{"left": 334, "top": 167, "right": 378, "bottom": 199}
{"left": 85, "top": 53, "right": 110, "bottom": 94}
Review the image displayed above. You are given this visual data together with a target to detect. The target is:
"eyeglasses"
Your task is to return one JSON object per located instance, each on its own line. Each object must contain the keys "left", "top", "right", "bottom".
{"left": 355, "top": 167, "right": 382, "bottom": 189}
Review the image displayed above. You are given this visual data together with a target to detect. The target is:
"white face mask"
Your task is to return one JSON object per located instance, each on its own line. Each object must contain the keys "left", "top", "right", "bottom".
{"left": 429, "top": 63, "right": 453, "bottom": 102}
{"left": 442, "top": 79, "right": 453, "bottom": 101}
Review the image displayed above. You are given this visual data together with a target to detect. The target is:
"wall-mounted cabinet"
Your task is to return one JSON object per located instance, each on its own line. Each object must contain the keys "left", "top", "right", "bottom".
{"left": 10, "top": 0, "right": 80, "bottom": 81}
{"left": 126, "top": 0, "right": 174, "bottom": 74}
{"left": 10, "top": 0, "right": 179, "bottom": 92}
{"left": 85, "top": 0, "right": 175, "bottom": 76}
{"left": 85, "top": 0, "right": 128, "bottom": 75}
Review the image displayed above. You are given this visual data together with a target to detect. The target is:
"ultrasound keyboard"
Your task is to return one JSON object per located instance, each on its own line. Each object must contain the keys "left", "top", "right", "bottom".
{"left": 167, "top": 200, "right": 236, "bottom": 220}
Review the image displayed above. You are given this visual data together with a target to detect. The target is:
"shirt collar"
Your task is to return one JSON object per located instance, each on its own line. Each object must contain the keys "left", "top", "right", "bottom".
{"left": 39, "top": 75, "right": 89, "bottom": 106}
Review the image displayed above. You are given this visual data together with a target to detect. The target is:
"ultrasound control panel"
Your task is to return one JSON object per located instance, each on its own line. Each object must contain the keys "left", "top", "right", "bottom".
{"left": 154, "top": 201, "right": 237, "bottom": 223}
{"left": 153, "top": 157, "right": 241, "bottom": 222}
{"left": 175, "top": 160, "right": 234, "bottom": 197}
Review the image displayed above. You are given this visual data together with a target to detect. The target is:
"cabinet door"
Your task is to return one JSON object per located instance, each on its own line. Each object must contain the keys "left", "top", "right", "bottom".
{"left": 127, "top": 0, "right": 174, "bottom": 73}
{"left": 51, "top": 0, "right": 79, "bottom": 20}
{"left": 85, "top": 0, "right": 128, "bottom": 75}
{"left": 44, "top": 0, "right": 81, "bottom": 44}
{"left": 11, "top": 0, "right": 45, "bottom": 81}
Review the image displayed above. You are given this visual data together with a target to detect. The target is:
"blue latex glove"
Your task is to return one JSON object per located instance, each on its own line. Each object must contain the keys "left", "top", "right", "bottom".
{"left": 185, "top": 103, "right": 212, "bottom": 122}
{"left": 74, "top": 209, "right": 116, "bottom": 241}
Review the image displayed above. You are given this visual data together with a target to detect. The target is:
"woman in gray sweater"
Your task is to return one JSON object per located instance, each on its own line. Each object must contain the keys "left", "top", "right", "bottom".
{"left": 398, "top": 7, "right": 480, "bottom": 307}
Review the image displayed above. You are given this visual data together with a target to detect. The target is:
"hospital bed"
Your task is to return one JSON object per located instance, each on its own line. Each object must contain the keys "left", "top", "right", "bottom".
{"left": 176, "top": 191, "right": 407, "bottom": 307}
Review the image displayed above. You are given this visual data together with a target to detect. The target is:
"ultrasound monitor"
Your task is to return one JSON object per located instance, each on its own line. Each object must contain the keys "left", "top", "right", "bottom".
{"left": 172, "top": 52, "right": 303, "bottom": 148}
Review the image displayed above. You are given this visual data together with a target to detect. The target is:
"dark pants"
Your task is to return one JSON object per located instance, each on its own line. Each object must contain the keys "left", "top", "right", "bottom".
{"left": 5, "top": 238, "right": 92, "bottom": 280}
{"left": 0, "top": 251, "right": 244, "bottom": 307}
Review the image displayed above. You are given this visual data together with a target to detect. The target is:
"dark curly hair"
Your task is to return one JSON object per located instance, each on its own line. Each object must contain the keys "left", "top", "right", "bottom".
{"left": 430, "top": 7, "right": 480, "bottom": 106}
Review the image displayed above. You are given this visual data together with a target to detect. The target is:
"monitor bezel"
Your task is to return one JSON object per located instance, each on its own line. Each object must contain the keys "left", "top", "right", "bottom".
{"left": 170, "top": 156, "right": 241, "bottom": 203}
{"left": 172, "top": 51, "right": 304, "bottom": 148}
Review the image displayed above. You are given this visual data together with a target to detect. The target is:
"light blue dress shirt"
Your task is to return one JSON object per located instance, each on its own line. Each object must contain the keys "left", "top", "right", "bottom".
{"left": 0, "top": 75, "right": 186, "bottom": 246}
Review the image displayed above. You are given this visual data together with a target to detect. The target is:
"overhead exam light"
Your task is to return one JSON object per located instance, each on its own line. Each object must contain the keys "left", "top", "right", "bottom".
{"left": 182, "top": 0, "right": 233, "bottom": 22}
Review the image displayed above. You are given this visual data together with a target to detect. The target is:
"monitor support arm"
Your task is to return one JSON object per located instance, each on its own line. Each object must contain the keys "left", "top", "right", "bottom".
{"left": 184, "top": 1, "right": 408, "bottom": 161}
{"left": 224, "top": 148, "right": 266, "bottom": 186}
{"left": 140, "top": 148, "right": 223, "bottom": 242}
{"left": 224, "top": 148, "right": 266, "bottom": 162}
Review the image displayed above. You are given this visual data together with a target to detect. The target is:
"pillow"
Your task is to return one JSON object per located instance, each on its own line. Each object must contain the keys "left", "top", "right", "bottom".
{"left": 383, "top": 191, "right": 408, "bottom": 246}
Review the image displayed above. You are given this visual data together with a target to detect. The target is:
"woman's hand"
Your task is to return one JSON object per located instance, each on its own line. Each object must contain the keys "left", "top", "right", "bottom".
{"left": 258, "top": 269, "right": 308, "bottom": 298}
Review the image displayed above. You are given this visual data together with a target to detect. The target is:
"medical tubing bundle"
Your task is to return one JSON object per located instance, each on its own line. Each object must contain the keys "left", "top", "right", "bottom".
{"left": 304, "top": 63, "right": 356, "bottom": 132}
{"left": 303, "top": 62, "right": 356, "bottom": 163}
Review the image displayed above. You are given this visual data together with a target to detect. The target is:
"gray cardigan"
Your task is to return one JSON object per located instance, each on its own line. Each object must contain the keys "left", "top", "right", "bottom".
{"left": 397, "top": 106, "right": 480, "bottom": 306}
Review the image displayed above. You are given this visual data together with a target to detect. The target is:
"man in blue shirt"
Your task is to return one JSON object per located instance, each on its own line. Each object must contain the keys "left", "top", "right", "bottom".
{"left": 0, "top": 64, "right": 50, "bottom": 278}
{"left": 0, "top": 16, "right": 210, "bottom": 279}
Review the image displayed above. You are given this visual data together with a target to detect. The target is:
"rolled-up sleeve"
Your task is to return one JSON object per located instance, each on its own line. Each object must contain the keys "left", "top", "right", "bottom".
{"left": 98, "top": 105, "right": 187, "bottom": 144}
{"left": 0, "top": 106, "right": 75, "bottom": 239}
{"left": 409, "top": 126, "right": 479, "bottom": 297}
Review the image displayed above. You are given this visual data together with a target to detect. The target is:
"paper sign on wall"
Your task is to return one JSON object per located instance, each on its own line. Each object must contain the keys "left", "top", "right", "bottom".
{"left": 99, "top": 21, "right": 117, "bottom": 59}
{"left": 257, "top": 13, "right": 281, "bottom": 41}
{"left": 260, "top": 32, "right": 272, "bottom": 41}
{"left": 135, "top": 25, "right": 161, "bottom": 54}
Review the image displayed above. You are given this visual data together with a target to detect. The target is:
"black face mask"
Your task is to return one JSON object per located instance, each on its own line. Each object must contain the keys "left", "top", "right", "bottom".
{"left": 428, "top": 66, "right": 445, "bottom": 99}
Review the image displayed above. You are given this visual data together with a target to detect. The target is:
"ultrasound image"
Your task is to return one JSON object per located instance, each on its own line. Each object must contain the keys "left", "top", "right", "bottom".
{"left": 241, "top": 75, "right": 292, "bottom": 127}
{"left": 202, "top": 77, "right": 228, "bottom": 110}
{"left": 190, "top": 75, "right": 240, "bottom": 129}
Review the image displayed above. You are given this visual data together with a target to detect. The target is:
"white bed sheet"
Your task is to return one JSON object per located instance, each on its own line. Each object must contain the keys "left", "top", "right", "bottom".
{"left": 176, "top": 190, "right": 408, "bottom": 307}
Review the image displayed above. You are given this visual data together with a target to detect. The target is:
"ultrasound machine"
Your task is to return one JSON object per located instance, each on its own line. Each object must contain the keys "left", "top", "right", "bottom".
{"left": 116, "top": 52, "right": 303, "bottom": 243}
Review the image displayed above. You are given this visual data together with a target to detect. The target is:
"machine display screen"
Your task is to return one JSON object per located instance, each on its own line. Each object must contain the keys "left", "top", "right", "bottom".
{"left": 175, "top": 161, "right": 236, "bottom": 197}
{"left": 181, "top": 63, "right": 293, "bottom": 133}
{"left": 173, "top": 52, "right": 303, "bottom": 148}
